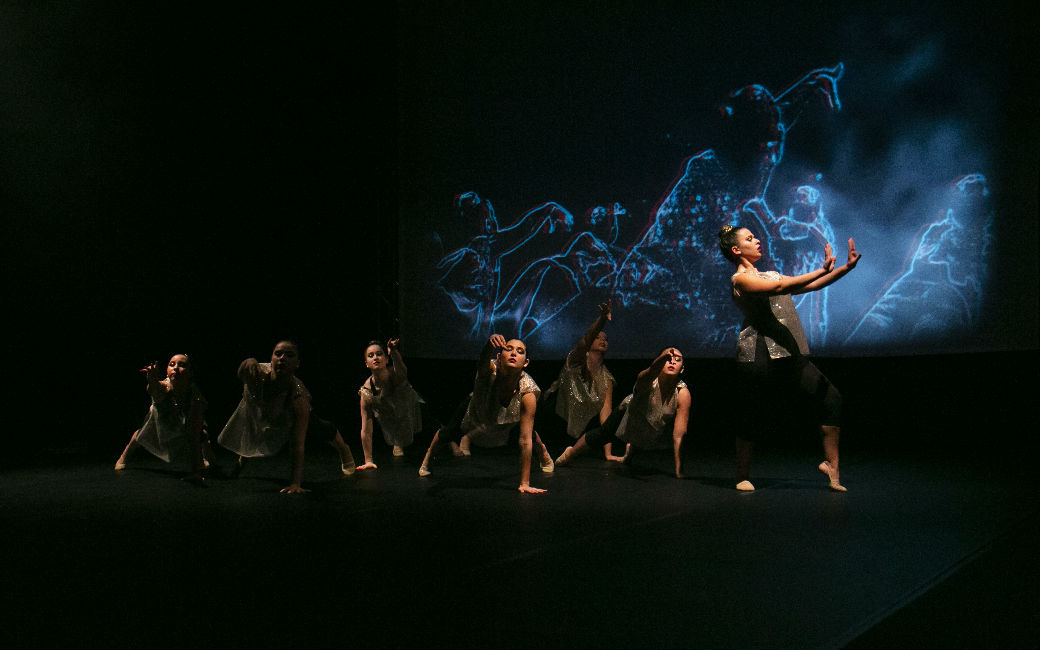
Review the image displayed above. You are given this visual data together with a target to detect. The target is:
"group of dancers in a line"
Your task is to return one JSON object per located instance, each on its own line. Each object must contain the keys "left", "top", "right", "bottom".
{"left": 115, "top": 225, "right": 860, "bottom": 494}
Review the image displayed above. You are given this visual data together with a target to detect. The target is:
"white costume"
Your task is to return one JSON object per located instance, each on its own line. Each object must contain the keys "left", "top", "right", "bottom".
{"left": 550, "top": 360, "right": 615, "bottom": 438}
{"left": 615, "top": 378, "right": 687, "bottom": 450}
{"left": 461, "top": 365, "right": 540, "bottom": 448}
{"left": 217, "top": 363, "right": 310, "bottom": 457}
{"left": 359, "top": 378, "right": 424, "bottom": 448}
{"left": 135, "top": 383, "right": 206, "bottom": 463}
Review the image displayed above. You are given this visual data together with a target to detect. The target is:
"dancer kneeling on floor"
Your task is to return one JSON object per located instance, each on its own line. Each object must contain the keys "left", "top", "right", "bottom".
{"left": 357, "top": 338, "right": 424, "bottom": 469}
{"left": 115, "top": 353, "right": 216, "bottom": 485}
{"left": 541, "top": 301, "right": 623, "bottom": 461}
{"left": 419, "top": 334, "right": 553, "bottom": 494}
{"left": 217, "top": 340, "right": 356, "bottom": 494}
{"left": 556, "top": 347, "right": 691, "bottom": 479}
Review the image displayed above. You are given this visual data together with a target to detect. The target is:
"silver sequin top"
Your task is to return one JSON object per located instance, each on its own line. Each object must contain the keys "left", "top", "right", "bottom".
{"left": 359, "top": 378, "right": 424, "bottom": 447}
{"left": 462, "top": 364, "right": 541, "bottom": 448}
{"left": 217, "top": 363, "right": 311, "bottom": 457}
{"left": 731, "top": 270, "right": 810, "bottom": 362}
{"left": 551, "top": 360, "right": 615, "bottom": 439}
{"left": 615, "top": 378, "right": 687, "bottom": 449}
{"left": 135, "top": 383, "right": 206, "bottom": 463}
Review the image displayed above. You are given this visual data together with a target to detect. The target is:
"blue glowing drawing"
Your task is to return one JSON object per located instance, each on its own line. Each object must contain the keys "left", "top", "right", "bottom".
{"left": 430, "top": 61, "right": 995, "bottom": 355}
{"left": 437, "top": 65, "right": 846, "bottom": 348}
{"left": 437, "top": 192, "right": 587, "bottom": 338}
{"left": 616, "top": 64, "right": 845, "bottom": 352}
{"left": 844, "top": 174, "right": 993, "bottom": 347}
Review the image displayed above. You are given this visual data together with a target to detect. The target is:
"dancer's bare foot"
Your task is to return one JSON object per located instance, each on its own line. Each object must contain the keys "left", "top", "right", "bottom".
{"left": 114, "top": 457, "right": 128, "bottom": 471}
{"left": 392, "top": 445, "right": 405, "bottom": 457}
{"left": 818, "top": 461, "right": 846, "bottom": 491}
{"left": 356, "top": 461, "right": 378, "bottom": 471}
{"left": 418, "top": 464, "right": 431, "bottom": 477}
{"left": 604, "top": 453, "right": 625, "bottom": 462}
{"left": 736, "top": 480, "right": 755, "bottom": 492}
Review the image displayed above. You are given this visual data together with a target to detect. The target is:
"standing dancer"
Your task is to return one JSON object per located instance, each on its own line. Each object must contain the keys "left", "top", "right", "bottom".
{"left": 418, "top": 334, "right": 553, "bottom": 494}
{"left": 217, "top": 340, "right": 356, "bottom": 494}
{"left": 115, "top": 353, "right": 214, "bottom": 484}
{"left": 544, "top": 301, "right": 622, "bottom": 461}
{"left": 555, "top": 347, "right": 691, "bottom": 479}
{"left": 718, "top": 224, "right": 860, "bottom": 491}
{"left": 357, "top": 338, "right": 424, "bottom": 468}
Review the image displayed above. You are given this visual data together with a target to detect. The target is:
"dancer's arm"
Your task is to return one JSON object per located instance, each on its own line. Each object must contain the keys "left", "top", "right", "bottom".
{"left": 672, "top": 386, "right": 691, "bottom": 479}
{"left": 517, "top": 392, "right": 546, "bottom": 494}
{"left": 567, "top": 301, "right": 611, "bottom": 368}
{"left": 634, "top": 348, "right": 677, "bottom": 393}
{"left": 478, "top": 334, "right": 507, "bottom": 380}
{"left": 281, "top": 395, "right": 311, "bottom": 494}
{"left": 141, "top": 362, "right": 165, "bottom": 401}
{"left": 733, "top": 245, "right": 835, "bottom": 295}
{"left": 237, "top": 358, "right": 262, "bottom": 394}
{"left": 387, "top": 338, "right": 408, "bottom": 385}
{"left": 357, "top": 391, "right": 377, "bottom": 470}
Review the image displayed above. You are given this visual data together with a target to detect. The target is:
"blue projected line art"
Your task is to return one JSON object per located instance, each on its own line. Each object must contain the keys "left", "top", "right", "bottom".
{"left": 431, "top": 62, "right": 994, "bottom": 355}
{"left": 615, "top": 64, "right": 845, "bottom": 351}
{"left": 437, "top": 192, "right": 589, "bottom": 339}
{"left": 845, "top": 174, "right": 993, "bottom": 347}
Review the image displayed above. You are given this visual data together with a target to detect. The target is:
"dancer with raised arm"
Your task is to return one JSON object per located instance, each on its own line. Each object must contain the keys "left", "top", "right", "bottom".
{"left": 419, "top": 334, "right": 553, "bottom": 494}
{"left": 217, "top": 340, "right": 356, "bottom": 494}
{"left": 115, "top": 354, "right": 214, "bottom": 485}
{"left": 544, "top": 301, "right": 622, "bottom": 461}
{"left": 556, "top": 347, "right": 691, "bottom": 479}
{"left": 718, "top": 224, "right": 860, "bottom": 491}
{"left": 357, "top": 338, "right": 424, "bottom": 469}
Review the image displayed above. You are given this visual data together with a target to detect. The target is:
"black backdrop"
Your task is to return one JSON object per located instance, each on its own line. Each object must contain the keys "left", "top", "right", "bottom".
{"left": 5, "top": 3, "right": 396, "bottom": 460}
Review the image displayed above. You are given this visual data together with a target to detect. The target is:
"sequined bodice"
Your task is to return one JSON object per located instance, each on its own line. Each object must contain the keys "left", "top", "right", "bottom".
{"left": 731, "top": 270, "right": 810, "bottom": 361}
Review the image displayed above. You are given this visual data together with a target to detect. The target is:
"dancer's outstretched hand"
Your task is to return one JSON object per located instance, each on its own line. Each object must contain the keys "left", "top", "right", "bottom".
{"left": 518, "top": 484, "right": 547, "bottom": 494}
{"left": 846, "top": 238, "right": 862, "bottom": 269}
{"left": 822, "top": 242, "right": 836, "bottom": 272}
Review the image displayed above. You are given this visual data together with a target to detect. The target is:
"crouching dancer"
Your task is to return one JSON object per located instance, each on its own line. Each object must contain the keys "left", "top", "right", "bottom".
{"left": 556, "top": 347, "right": 691, "bottom": 479}
{"left": 419, "top": 334, "right": 553, "bottom": 494}
{"left": 217, "top": 340, "right": 356, "bottom": 494}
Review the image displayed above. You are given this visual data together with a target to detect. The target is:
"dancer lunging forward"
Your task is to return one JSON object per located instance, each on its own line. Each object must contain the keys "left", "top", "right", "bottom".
{"left": 718, "top": 224, "right": 860, "bottom": 491}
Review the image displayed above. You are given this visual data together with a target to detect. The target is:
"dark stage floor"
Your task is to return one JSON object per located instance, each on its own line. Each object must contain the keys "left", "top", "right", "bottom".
{"left": 2, "top": 441, "right": 1036, "bottom": 650}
